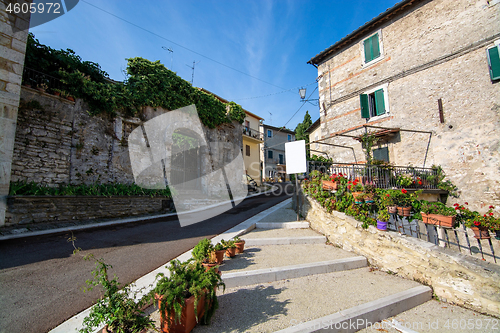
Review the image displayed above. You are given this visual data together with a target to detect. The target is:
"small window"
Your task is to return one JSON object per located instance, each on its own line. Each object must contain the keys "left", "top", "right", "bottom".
{"left": 363, "top": 32, "right": 381, "bottom": 64}
{"left": 287, "top": 134, "right": 291, "bottom": 142}
{"left": 373, "top": 147, "right": 389, "bottom": 162}
{"left": 267, "top": 129, "right": 273, "bottom": 138}
{"left": 244, "top": 120, "right": 250, "bottom": 131}
{"left": 360, "top": 88, "right": 386, "bottom": 119}
{"left": 267, "top": 150, "right": 273, "bottom": 159}
{"left": 246, "top": 145, "right": 250, "bottom": 156}
{"left": 487, "top": 44, "right": 500, "bottom": 81}
{"left": 279, "top": 154, "right": 284, "bottom": 164}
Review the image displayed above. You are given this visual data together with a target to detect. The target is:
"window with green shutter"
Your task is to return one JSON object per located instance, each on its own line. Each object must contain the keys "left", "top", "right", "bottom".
{"left": 360, "top": 88, "right": 387, "bottom": 119}
{"left": 487, "top": 45, "right": 500, "bottom": 81}
{"left": 363, "top": 33, "right": 381, "bottom": 63}
{"left": 373, "top": 147, "right": 389, "bottom": 162}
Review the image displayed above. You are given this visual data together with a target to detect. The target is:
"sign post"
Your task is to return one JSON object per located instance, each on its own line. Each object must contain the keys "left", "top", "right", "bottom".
{"left": 285, "top": 140, "right": 307, "bottom": 221}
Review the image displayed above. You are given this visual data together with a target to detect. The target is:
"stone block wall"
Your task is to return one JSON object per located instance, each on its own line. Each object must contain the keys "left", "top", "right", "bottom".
{"left": 0, "top": 0, "right": 30, "bottom": 226}
{"left": 6, "top": 196, "right": 172, "bottom": 226}
{"left": 300, "top": 193, "right": 500, "bottom": 318}
{"left": 314, "top": 0, "right": 500, "bottom": 213}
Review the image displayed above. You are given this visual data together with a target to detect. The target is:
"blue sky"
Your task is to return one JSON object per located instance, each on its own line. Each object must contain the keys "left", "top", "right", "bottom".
{"left": 30, "top": 0, "right": 401, "bottom": 130}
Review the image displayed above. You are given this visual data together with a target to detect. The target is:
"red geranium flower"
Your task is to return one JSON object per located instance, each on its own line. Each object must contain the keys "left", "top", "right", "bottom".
{"left": 386, "top": 194, "right": 390, "bottom": 197}
{"left": 339, "top": 173, "right": 343, "bottom": 177}
{"left": 490, "top": 212, "right": 494, "bottom": 216}
{"left": 473, "top": 221, "right": 480, "bottom": 226}
{"left": 489, "top": 205, "right": 494, "bottom": 209}
{"left": 465, "top": 202, "right": 468, "bottom": 205}
{"left": 418, "top": 181, "right": 422, "bottom": 185}
{"left": 401, "top": 189, "right": 408, "bottom": 194}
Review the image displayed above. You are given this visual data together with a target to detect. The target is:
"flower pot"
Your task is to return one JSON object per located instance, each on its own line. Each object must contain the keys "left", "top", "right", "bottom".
{"left": 397, "top": 206, "right": 411, "bottom": 217}
{"left": 364, "top": 196, "right": 375, "bottom": 205}
{"left": 67, "top": 96, "right": 75, "bottom": 102}
{"left": 322, "top": 180, "right": 339, "bottom": 190}
{"left": 471, "top": 226, "right": 490, "bottom": 240}
{"left": 214, "top": 250, "right": 225, "bottom": 264}
{"left": 156, "top": 293, "right": 206, "bottom": 333}
{"left": 54, "top": 91, "right": 60, "bottom": 96}
{"left": 234, "top": 240, "right": 245, "bottom": 254}
{"left": 495, "top": 230, "right": 500, "bottom": 240}
{"left": 388, "top": 205, "right": 397, "bottom": 214}
{"left": 428, "top": 214, "right": 455, "bottom": 228}
{"left": 201, "top": 262, "right": 218, "bottom": 274}
{"left": 352, "top": 192, "right": 363, "bottom": 204}
{"left": 376, "top": 220, "right": 388, "bottom": 231}
{"left": 225, "top": 247, "right": 236, "bottom": 257}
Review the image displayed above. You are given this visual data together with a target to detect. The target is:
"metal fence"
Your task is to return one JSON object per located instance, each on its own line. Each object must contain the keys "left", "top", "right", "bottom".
{"left": 243, "top": 127, "right": 264, "bottom": 141}
{"left": 307, "top": 161, "right": 439, "bottom": 189}
{"left": 22, "top": 67, "right": 63, "bottom": 92}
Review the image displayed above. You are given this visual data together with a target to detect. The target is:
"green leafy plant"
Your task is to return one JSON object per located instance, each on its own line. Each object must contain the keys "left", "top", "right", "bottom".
{"left": 360, "top": 133, "right": 379, "bottom": 164}
{"left": 192, "top": 238, "right": 214, "bottom": 263}
{"left": 213, "top": 243, "right": 224, "bottom": 251}
{"left": 420, "top": 201, "right": 456, "bottom": 216}
{"left": 377, "top": 209, "right": 390, "bottom": 223}
{"left": 220, "top": 239, "right": 236, "bottom": 249}
{"left": 396, "top": 174, "right": 413, "bottom": 187}
{"left": 146, "top": 259, "right": 224, "bottom": 328}
{"left": 79, "top": 255, "right": 155, "bottom": 333}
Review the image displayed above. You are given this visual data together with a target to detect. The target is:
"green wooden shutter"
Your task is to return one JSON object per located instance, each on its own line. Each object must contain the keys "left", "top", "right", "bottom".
{"left": 360, "top": 94, "right": 370, "bottom": 118}
{"left": 364, "top": 37, "right": 372, "bottom": 62}
{"left": 372, "top": 33, "right": 380, "bottom": 59}
{"left": 373, "top": 147, "right": 389, "bottom": 162}
{"left": 488, "top": 46, "right": 500, "bottom": 81}
{"left": 374, "top": 89, "right": 385, "bottom": 116}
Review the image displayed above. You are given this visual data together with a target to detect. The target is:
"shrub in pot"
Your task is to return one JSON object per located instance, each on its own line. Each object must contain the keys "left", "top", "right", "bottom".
{"left": 420, "top": 201, "right": 457, "bottom": 228}
{"left": 233, "top": 236, "right": 245, "bottom": 254}
{"left": 192, "top": 239, "right": 218, "bottom": 272}
{"left": 79, "top": 255, "right": 155, "bottom": 333}
{"left": 376, "top": 209, "right": 390, "bottom": 231}
{"left": 147, "top": 259, "right": 224, "bottom": 333}
{"left": 221, "top": 239, "right": 237, "bottom": 257}
{"left": 213, "top": 243, "right": 225, "bottom": 264}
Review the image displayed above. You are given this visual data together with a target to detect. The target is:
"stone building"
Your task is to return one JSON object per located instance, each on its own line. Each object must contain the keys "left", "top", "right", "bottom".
{"left": 242, "top": 110, "right": 264, "bottom": 185}
{"left": 261, "top": 124, "right": 295, "bottom": 181}
{"left": 307, "top": 0, "right": 500, "bottom": 211}
{"left": 306, "top": 118, "right": 323, "bottom": 157}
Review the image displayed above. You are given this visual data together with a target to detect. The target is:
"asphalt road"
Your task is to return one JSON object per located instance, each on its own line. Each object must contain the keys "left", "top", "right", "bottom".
{"left": 0, "top": 184, "right": 292, "bottom": 333}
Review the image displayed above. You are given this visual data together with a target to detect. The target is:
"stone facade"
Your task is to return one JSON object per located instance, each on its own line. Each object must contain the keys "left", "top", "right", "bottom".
{"left": 6, "top": 196, "right": 173, "bottom": 226}
{"left": 309, "top": 0, "right": 500, "bottom": 213}
{"left": 299, "top": 193, "right": 500, "bottom": 318}
{"left": 0, "top": 0, "right": 30, "bottom": 226}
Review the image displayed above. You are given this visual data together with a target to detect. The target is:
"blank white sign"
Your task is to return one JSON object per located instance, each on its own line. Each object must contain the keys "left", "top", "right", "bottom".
{"left": 285, "top": 140, "right": 306, "bottom": 174}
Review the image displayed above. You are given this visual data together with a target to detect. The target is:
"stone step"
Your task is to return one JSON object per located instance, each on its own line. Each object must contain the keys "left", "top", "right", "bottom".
{"left": 255, "top": 221, "right": 310, "bottom": 229}
{"left": 221, "top": 257, "right": 367, "bottom": 288}
{"left": 274, "top": 286, "right": 432, "bottom": 333}
{"left": 244, "top": 236, "right": 327, "bottom": 246}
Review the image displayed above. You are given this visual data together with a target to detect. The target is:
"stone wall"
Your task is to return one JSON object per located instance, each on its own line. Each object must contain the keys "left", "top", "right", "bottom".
{"left": 0, "top": 0, "right": 30, "bottom": 226}
{"left": 6, "top": 196, "right": 172, "bottom": 226}
{"left": 314, "top": 0, "right": 500, "bottom": 213}
{"left": 299, "top": 193, "right": 500, "bottom": 317}
{"left": 11, "top": 87, "right": 243, "bottom": 187}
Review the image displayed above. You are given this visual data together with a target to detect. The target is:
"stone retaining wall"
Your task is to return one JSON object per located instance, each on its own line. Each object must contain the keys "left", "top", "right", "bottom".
{"left": 5, "top": 196, "right": 173, "bottom": 226}
{"left": 299, "top": 193, "right": 500, "bottom": 318}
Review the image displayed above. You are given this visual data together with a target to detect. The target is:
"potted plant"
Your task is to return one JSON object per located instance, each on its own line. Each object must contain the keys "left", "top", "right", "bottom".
{"left": 363, "top": 184, "right": 376, "bottom": 204}
{"left": 483, "top": 206, "right": 500, "bottom": 240}
{"left": 379, "top": 189, "right": 397, "bottom": 214}
{"left": 393, "top": 188, "right": 414, "bottom": 216}
{"left": 420, "top": 201, "right": 457, "bottom": 228}
{"left": 147, "top": 259, "right": 224, "bottom": 333}
{"left": 353, "top": 192, "right": 365, "bottom": 205}
{"left": 79, "top": 256, "right": 155, "bottom": 333}
{"left": 192, "top": 239, "right": 218, "bottom": 272}
{"left": 396, "top": 174, "right": 413, "bottom": 188}
{"left": 233, "top": 236, "right": 245, "bottom": 254}
{"left": 322, "top": 173, "right": 345, "bottom": 190}
{"left": 376, "top": 209, "right": 390, "bottom": 231}
{"left": 348, "top": 179, "right": 364, "bottom": 202}
{"left": 37, "top": 82, "right": 48, "bottom": 92}
{"left": 213, "top": 243, "right": 225, "bottom": 264}
{"left": 221, "top": 239, "right": 236, "bottom": 257}
{"left": 455, "top": 202, "right": 490, "bottom": 239}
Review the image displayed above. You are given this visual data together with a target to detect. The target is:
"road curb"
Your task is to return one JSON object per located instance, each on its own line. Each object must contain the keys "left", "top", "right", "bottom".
{"left": 274, "top": 286, "right": 432, "bottom": 333}
{"left": 244, "top": 236, "right": 327, "bottom": 246}
{"left": 222, "top": 256, "right": 367, "bottom": 288}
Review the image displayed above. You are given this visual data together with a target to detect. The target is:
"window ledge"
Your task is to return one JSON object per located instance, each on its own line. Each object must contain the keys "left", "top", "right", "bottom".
{"left": 362, "top": 55, "right": 385, "bottom": 68}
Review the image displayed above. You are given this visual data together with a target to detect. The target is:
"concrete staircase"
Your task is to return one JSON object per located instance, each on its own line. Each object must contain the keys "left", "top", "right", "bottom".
{"left": 192, "top": 202, "right": 435, "bottom": 333}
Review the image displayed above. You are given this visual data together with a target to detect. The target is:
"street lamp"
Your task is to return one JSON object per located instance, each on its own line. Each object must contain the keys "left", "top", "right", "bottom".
{"left": 298, "top": 87, "right": 318, "bottom": 106}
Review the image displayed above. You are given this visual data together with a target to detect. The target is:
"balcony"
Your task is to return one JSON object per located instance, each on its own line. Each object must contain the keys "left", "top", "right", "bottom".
{"left": 307, "top": 161, "right": 440, "bottom": 190}
{"left": 243, "top": 127, "right": 264, "bottom": 142}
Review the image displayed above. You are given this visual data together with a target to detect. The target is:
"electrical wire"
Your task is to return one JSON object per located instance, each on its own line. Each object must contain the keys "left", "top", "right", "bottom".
{"left": 236, "top": 81, "right": 317, "bottom": 101}
{"left": 80, "top": 0, "right": 289, "bottom": 91}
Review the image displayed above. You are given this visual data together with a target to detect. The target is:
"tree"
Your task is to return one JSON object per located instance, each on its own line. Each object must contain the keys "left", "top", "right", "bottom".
{"left": 294, "top": 111, "right": 313, "bottom": 157}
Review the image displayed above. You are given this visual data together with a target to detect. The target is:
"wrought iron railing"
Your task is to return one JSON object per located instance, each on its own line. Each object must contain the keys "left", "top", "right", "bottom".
{"left": 243, "top": 127, "right": 264, "bottom": 141}
{"left": 22, "top": 67, "right": 63, "bottom": 92}
{"left": 307, "top": 161, "right": 439, "bottom": 189}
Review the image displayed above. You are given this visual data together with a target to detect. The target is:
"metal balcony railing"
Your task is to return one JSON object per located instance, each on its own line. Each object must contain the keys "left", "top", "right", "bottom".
{"left": 307, "top": 161, "right": 439, "bottom": 189}
{"left": 243, "top": 127, "right": 264, "bottom": 141}
{"left": 22, "top": 67, "right": 65, "bottom": 93}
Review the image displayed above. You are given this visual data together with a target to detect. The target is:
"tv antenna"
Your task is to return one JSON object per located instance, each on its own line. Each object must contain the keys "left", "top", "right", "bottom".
{"left": 186, "top": 60, "right": 200, "bottom": 85}
{"left": 162, "top": 46, "right": 173, "bottom": 70}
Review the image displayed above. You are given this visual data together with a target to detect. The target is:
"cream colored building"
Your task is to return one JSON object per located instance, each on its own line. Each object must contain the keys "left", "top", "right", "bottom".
{"left": 242, "top": 111, "right": 264, "bottom": 185}
{"left": 306, "top": 118, "right": 323, "bottom": 158}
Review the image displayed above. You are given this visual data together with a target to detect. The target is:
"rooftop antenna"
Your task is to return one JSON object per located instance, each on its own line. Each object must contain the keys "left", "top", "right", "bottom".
{"left": 162, "top": 46, "right": 173, "bottom": 70}
{"left": 186, "top": 60, "right": 200, "bottom": 85}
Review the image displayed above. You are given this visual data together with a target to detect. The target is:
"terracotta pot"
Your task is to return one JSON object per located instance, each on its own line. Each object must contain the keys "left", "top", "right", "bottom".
{"left": 388, "top": 205, "right": 397, "bottom": 214}
{"left": 352, "top": 192, "right": 363, "bottom": 204}
{"left": 234, "top": 240, "right": 245, "bottom": 254}
{"left": 156, "top": 293, "right": 206, "bottom": 333}
{"left": 67, "top": 96, "right": 75, "bottom": 102}
{"left": 428, "top": 214, "right": 455, "bottom": 228}
{"left": 322, "top": 180, "right": 339, "bottom": 190}
{"left": 214, "top": 250, "right": 225, "bottom": 264}
{"left": 201, "top": 262, "right": 219, "bottom": 274}
{"left": 376, "top": 220, "right": 388, "bottom": 231}
{"left": 364, "top": 196, "right": 375, "bottom": 204}
{"left": 397, "top": 206, "right": 411, "bottom": 217}
{"left": 54, "top": 91, "right": 61, "bottom": 96}
{"left": 225, "top": 247, "right": 236, "bottom": 257}
{"left": 471, "top": 226, "right": 491, "bottom": 240}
